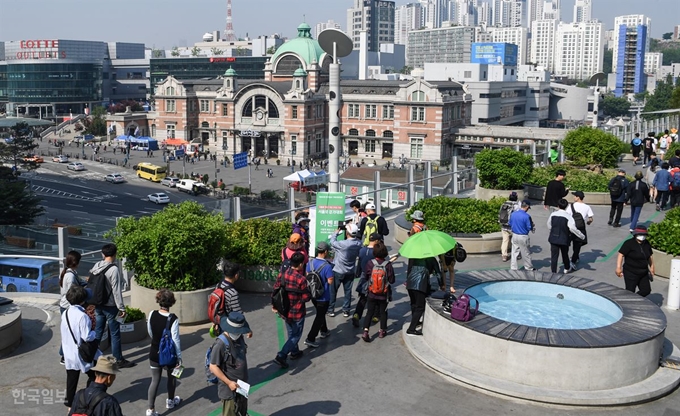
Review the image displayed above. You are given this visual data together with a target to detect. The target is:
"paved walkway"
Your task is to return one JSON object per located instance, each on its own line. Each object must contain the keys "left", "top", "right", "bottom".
{"left": 1, "top": 203, "right": 680, "bottom": 416}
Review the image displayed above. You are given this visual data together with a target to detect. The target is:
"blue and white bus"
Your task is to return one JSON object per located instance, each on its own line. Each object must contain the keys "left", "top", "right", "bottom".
{"left": 0, "top": 257, "right": 61, "bottom": 293}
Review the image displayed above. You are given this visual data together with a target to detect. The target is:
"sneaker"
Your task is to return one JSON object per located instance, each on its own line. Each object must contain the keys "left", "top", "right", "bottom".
{"left": 273, "top": 356, "right": 289, "bottom": 369}
{"left": 502, "top": 255, "right": 509, "bottom": 262}
{"left": 146, "top": 410, "right": 159, "bottom": 416}
{"left": 656, "top": 204, "right": 661, "bottom": 212}
{"left": 166, "top": 396, "right": 181, "bottom": 409}
{"left": 406, "top": 329, "right": 423, "bottom": 336}
{"left": 607, "top": 220, "right": 613, "bottom": 225}
{"left": 343, "top": 311, "right": 350, "bottom": 318}
{"left": 362, "top": 331, "right": 371, "bottom": 343}
{"left": 613, "top": 223, "right": 621, "bottom": 228}
{"left": 565, "top": 266, "right": 576, "bottom": 274}
{"left": 378, "top": 330, "right": 387, "bottom": 338}
{"left": 304, "top": 339, "right": 320, "bottom": 348}
{"left": 629, "top": 229, "right": 634, "bottom": 233}
{"left": 327, "top": 311, "right": 336, "bottom": 317}
{"left": 290, "top": 351, "right": 304, "bottom": 360}
{"left": 372, "top": 316, "right": 379, "bottom": 324}
{"left": 351, "top": 317, "right": 360, "bottom": 327}
{"left": 59, "top": 357, "right": 65, "bottom": 366}
{"left": 116, "top": 359, "right": 136, "bottom": 369}
{"left": 319, "top": 331, "right": 331, "bottom": 338}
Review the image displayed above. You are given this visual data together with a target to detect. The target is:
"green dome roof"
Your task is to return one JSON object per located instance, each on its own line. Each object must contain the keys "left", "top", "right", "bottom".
{"left": 271, "top": 22, "right": 325, "bottom": 69}
{"left": 293, "top": 67, "right": 307, "bottom": 76}
{"left": 224, "top": 66, "right": 237, "bottom": 76}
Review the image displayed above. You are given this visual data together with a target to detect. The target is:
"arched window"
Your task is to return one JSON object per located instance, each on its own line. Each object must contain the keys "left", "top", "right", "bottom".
{"left": 165, "top": 86, "right": 175, "bottom": 96}
{"left": 382, "top": 130, "right": 393, "bottom": 138}
{"left": 366, "top": 129, "right": 376, "bottom": 137}
{"left": 410, "top": 90, "right": 425, "bottom": 102}
{"left": 268, "top": 99, "right": 280, "bottom": 118}
{"left": 226, "top": 80, "right": 231, "bottom": 88}
{"left": 201, "top": 121, "right": 210, "bottom": 128}
{"left": 348, "top": 129, "right": 359, "bottom": 136}
{"left": 276, "top": 55, "right": 304, "bottom": 75}
{"left": 241, "top": 97, "right": 253, "bottom": 117}
{"left": 296, "top": 80, "right": 301, "bottom": 89}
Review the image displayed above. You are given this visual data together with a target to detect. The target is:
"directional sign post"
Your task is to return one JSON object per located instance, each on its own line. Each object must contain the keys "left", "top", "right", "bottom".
{"left": 233, "top": 152, "right": 251, "bottom": 193}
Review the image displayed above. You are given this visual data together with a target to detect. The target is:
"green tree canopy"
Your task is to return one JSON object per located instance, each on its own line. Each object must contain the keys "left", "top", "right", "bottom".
{"left": 662, "top": 33, "right": 673, "bottom": 40}
{"left": 0, "top": 122, "right": 39, "bottom": 170}
{"left": 81, "top": 106, "right": 107, "bottom": 136}
{"left": 0, "top": 166, "right": 44, "bottom": 231}
{"left": 475, "top": 148, "right": 534, "bottom": 190}
{"left": 107, "top": 201, "right": 229, "bottom": 291}
{"left": 643, "top": 74, "right": 675, "bottom": 119}
{"left": 562, "top": 126, "right": 624, "bottom": 168}
{"left": 601, "top": 95, "right": 631, "bottom": 117}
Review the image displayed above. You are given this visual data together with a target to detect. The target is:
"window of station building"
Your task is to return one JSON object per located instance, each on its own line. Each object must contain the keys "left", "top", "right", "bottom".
{"left": 166, "top": 124, "right": 176, "bottom": 138}
{"left": 291, "top": 135, "right": 297, "bottom": 155}
{"left": 292, "top": 106, "right": 298, "bottom": 119}
{"left": 222, "top": 131, "right": 228, "bottom": 149}
{"left": 348, "top": 128, "right": 359, "bottom": 136}
{"left": 201, "top": 121, "right": 210, "bottom": 128}
{"left": 410, "top": 137, "right": 423, "bottom": 159}
{"left": 410, "top": 90, "right": 425, "bottom": 102}
{"left": 382, "top": 105, "right": 394, "bottom": 120}
{"left": 166, "top": 100, "right": 176, "bottom": 112}
{"left": 410, "top": 106, "right": 425, "bottom": 122}
{"left": 365, "top": 139, "right": 376, "bottom": 153}
{"left": 165, "top": 86, "right": 175, "bottom": 96}
{"left": 307, "top": 105, "right": 312, "bottom": 119}
{"left": 383, "top": 130, "right": 393, "bottom": 138}
{"left": 189, "top": 101, "right": 197, "bottom": 112}
{"left": 275, "top": 55, "right": 304, "bottom": 75}
{"left": 315, "top": 133, "right": 322, "bottom": 153}
{"left": 222, "top": 104, "right": 228, "bottom": 116}
{"left": 365, "top": 104, "right": 377, "bottom": 119}
{"left": 348, "top": 104, "right": 360, "bottom": 118}
{"left": 269, "top": 99, "right": 280, "bottom": 118}
{"left": 200, "top": 100, "right": 210, "bottom": 112}
{"left": 366, "top": 129, "right": 376, "bottom": 137}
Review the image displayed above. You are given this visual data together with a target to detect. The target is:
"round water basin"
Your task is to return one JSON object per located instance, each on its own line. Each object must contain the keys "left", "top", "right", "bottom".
{"left": 464, "top": 281, "right": 623, "bottom": 330}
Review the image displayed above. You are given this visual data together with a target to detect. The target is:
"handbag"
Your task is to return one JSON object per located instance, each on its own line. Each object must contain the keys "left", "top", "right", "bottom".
{"left": 65, "top": 308, "right": 99, "bottom": 363}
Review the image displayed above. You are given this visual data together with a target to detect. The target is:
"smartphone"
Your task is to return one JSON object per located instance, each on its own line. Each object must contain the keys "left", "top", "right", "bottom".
{"left": 337, "top": 221, "right": 345, "bottom": 229}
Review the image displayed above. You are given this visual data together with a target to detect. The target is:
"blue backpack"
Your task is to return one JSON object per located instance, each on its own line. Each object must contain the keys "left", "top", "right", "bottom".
{"left": 158, "top": 314, "right": 178, "bottom": 367}
{"left": 205, "top": 334, "right": 234, "bottom": 384}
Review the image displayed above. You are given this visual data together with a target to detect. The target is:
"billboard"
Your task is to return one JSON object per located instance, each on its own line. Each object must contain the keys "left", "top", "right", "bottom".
{"left": 471, "top": 43, "right": 518, "bottom": 66}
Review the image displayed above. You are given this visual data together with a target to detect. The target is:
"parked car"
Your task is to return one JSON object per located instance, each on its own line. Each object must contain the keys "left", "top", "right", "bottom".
{"left": 67, "top": 162, "right": 85, "bottom": 171}
{"left": 52, "top": 155, "right": 69, "bottom": 163}
{"left": 23, "top": 155, "right": 44, "bottom": 163}
{"left": 160, "top": 177, "right": 180, "bottom": 188}
{"left": 105, "top": 173, "right": 125, "bottom": 183}
{"left": 148, "top": 192, "right": 170, "bottom": 204}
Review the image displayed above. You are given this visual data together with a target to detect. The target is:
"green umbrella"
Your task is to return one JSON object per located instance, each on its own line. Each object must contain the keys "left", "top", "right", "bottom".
{"left": 399, "top": 230, "right": 457, "bottom": 259}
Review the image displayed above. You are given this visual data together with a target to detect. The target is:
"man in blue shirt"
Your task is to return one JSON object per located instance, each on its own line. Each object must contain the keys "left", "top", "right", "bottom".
{"left": 508, "top": 200, "right": 535, "bottom": 271}
{"left": 303, "top": 242, "right": 334, "bottom": 348}
{"left": 653, "top": 162, "right": 672, "bottom": 211}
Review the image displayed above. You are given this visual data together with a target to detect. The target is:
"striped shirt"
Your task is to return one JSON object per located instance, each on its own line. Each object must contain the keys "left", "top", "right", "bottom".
{"left": 216, "top": 280, "right": 242, "bottom": 314}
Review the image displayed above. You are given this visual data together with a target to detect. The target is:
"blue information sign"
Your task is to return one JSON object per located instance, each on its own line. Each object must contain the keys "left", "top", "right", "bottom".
{"left": 233, "top": 152, "right": 248, "bottom": 170}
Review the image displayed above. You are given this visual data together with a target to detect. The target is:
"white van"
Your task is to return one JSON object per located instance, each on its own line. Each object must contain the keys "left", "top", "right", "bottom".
{"left": 177, "top": 179, "right": 207, "bottom": 195}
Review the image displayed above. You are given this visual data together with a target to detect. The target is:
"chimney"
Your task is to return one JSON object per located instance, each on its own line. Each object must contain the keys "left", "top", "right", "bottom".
{"left": 359, "top": 31, "right": 368, "bottom": 81}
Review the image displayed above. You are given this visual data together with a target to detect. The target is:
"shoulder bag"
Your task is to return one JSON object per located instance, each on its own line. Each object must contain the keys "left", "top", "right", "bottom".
{"left": 65, "top": 308, "right": 100, "bottom": 363}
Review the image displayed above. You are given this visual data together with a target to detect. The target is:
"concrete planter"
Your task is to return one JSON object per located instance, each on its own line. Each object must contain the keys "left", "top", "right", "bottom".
{"left": 652, "top": 248, "right": 679, "bottom": 279}
{"left": 0, "top": 305, "right": 22, "bottom": 358}
{"left": 475, "top": 185, "right": 525, "bottom": 201}
{"left": 130, "top": 279, "right": 212, "bottom": 325}
{"left": 394, "top": 216, "right": 501, "bottom": 254}
{"left": 524, "top": 185, "right": 611, "bottom": 205}
{"left": 524, "top": 184, "right": 545, "bottom": 201}
{"left": 234, "top": 266, "right": 280, "bottom": 293}
{"left": 120, "top": 319, "right": 147, "bottom": 344}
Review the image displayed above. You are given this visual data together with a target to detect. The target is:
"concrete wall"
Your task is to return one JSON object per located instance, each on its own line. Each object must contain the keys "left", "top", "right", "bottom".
{"left": 0, "top": 307, "right": 22, "bottom": 358}
{"left": 130, "top": 280, "right": 211, "bottom": 325}
{"left": 652, "top": 249, "right": 678, "bottom": 279}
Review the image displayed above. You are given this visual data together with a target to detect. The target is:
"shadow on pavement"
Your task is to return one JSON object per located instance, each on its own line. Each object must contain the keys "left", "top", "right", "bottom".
{"left": 268, "top": 400, "right": 342, "bottom": 415}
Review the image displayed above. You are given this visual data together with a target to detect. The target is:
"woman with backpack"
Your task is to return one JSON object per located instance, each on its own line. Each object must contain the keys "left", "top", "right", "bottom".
{"left": 59, "top": 250, "right": 83, "bottom": 365}
{"left": 361, "top": 242, "right": 395, "bottom": 342}
{"left": 146, "top": 289, "right": 182, "bottom": 416}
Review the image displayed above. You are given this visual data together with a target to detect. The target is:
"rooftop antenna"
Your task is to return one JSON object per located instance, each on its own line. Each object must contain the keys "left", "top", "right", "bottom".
{"left": 224, "top": 0, "right": 237, "bottom": 41}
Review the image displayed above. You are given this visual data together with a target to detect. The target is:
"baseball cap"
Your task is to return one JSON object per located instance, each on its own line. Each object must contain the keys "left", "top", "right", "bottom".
{"left": 289, "top": 233, "right": 302, "bottom": 243}
{"left": 369, "top": 233, "right": 381, "bottom": 242}
{"left": 346, "top": 223, "right": 359, "bottom": 236}
{"left": 316, "top": 241, "right": 330, "bottom": 251}
{"left": 364, "top": 203, "right": 376, "bottom": 210}
{"left": 618, "top": 168, "right": 626, "bottom": 174}
{"left": 521, "top": 200, "right": 531, "bottom": 209}
{"left": 571, "top": 191, "right": 585, "bottom": 199}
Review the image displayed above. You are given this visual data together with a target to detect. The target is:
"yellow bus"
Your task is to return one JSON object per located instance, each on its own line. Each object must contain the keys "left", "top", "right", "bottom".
{"left": 136, "top": 162, "right": 167, "bottom": 182}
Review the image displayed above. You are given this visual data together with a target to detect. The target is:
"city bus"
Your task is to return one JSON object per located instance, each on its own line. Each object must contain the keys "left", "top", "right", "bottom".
{"left": 0, "top": 257, "right": 61, "bottom": 293}
{"left": 136, "top": 162, "right": 167, "bottom": 182}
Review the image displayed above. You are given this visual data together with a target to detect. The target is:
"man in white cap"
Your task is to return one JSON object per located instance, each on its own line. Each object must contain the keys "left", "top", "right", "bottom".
{"left": 328, "top": 223, "right": 363, "bottom": 317}
{"left": 68, "top": 355, "right": 123, "bottom": 416}
{"left": 358, "top": 203, "right": 389, "bottom": 246}
{"left": 209, "top": 311, "right": 251, "bottom": 416}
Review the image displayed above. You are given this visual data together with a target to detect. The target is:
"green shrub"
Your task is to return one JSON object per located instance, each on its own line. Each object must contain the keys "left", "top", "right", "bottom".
{"left": 665, "top": 142, "right": 680, "bottom": 161}
{"left": 233, "top": 186, "right": 250, "bottom": 196}
{"left": 107, "top": 201, "right": 228, "bottom": 291}
{"left": 562, "top": 126, "right": 623, "bottom": 168}
{"left": 223, "top": 218, "right": 291, "bottom": 266}
{"left": 526, "top": 164, "right": 633, "bottom": 192}
{"left": 475, "top": 148, "right": 534, "bottom": 190}
{"left": 260, "top": 190, "right": 279, "bottom": 200}
{"left": 406, "top": 196, "right": 504, "bottom": 234}
{"left": 124, "top": 306, "right": 145, "bottom": 323}
{"left": 648, "top": 207, "right": 680, "bottom": 256}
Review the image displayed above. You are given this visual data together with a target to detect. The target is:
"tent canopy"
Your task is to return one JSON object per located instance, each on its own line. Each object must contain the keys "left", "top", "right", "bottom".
{"left": 282, "top": 169, "right": 329, "bottom": 185}
{"left": 164, "top": 138, "right": 189, "bottom": 146}
{"left": 113, "top": 136, "right": 159, "bottom": 150}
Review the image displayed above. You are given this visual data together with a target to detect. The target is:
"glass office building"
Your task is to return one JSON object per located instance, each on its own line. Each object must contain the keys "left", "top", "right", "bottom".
{"left": 150, "top": 56, "right": 267, "bottom": 87}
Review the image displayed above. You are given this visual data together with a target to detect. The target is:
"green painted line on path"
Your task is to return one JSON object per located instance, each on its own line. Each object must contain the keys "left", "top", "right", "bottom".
{"left": 595, "top": 211, "right": 661, "bottom": 263}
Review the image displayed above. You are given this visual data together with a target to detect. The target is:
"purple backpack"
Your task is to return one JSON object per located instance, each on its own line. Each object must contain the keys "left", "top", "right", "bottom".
{"left": 450, "top": 294, "right": 479, "bottom": 322}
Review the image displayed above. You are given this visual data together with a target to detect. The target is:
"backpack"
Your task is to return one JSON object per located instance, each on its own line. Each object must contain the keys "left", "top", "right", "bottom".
{"left": 450, "top": 294, "right": 479, "bottom": 322}
{"left": 362, "top": 216, "right": 379, "bottom": 246}
{"left": 609, "top": 176, "right": 623, "bottom": 197}
{"left": 271, "top": 273, "right": 292, "bottom": 317}
{"left": 305, "top": 260, "right": 327, "bottom": 299}
{"left": 206, "top": 334, "right": 234, "bottom": 384}
{"left": 498, "top": 201, "right": 515, "bottom": 227}
{"left": 368, "top": 259, "right": 389, "bottom": 295}
{"left": 70, "top": 389, "right": 108, "bottom": 416}
{"left": 454, "top": 243, "right": 467, "bottom": 263}
{"left": 86, "top": 264, "right": 114, "bottom": 306}
{"left": 660, "top": 136, "right": 668, "bottom": 149}
{"left": 673, "top": 172, "right": 680, "bottom": 189}
{"left": 570, "top": 204, "right": 586, "bottom": 231}
{"left": 158, "top": 313, "right": 178, "bottom": 367}
{"left": 207, "top": 281, "right": 235, "bottom": 326}
{"left": 279, "top": 249, "right": 298, "bottom": 277}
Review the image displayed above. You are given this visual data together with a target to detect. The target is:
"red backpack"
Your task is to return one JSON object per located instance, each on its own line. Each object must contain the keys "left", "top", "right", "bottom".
{"left": 368, "top": 259, "right": 389, "bottom": 295}
{"left": 207, "top": 281, "right": 233, "bottom": 325}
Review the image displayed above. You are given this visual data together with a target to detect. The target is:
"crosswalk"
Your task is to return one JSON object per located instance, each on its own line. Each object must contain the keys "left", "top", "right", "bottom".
{"left": 31, "top": 185, "right": 104, "bottom": 202}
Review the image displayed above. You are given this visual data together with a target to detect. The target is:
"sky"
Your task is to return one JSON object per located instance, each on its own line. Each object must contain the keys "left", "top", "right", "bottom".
{"left": 0, "top": 0, "right": 677, "bottom": 49}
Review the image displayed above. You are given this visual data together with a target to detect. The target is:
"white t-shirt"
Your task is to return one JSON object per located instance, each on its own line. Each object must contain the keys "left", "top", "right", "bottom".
{"left": 570, "top": 201, "right": 594, "bottom": 223}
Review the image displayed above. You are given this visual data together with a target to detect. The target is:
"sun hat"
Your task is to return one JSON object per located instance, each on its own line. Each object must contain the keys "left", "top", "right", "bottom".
{"left": 220, "top": 311, "right": 251, "bottom": 335}
{"left": 410, "top": 210, "right": 424, "bottom": 221}
{"left": 632, "top": 225, "right": 648, "bottom": 236}
{"left": 90, "top": 355, "right": 120, "bottom": 375}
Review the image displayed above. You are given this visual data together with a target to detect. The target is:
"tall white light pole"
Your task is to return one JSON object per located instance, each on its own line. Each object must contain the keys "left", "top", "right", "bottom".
{"left": 318, "top": 29, "right": 352, "bottom": 193}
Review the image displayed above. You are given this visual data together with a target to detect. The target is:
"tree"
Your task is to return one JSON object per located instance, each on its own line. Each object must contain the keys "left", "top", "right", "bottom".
{"left": 399, "top": 65, "right": 413, "bottom": 74}
{"left": 562, "top": 126, "right": 623, "bottom": 168}
{"left": 601, "top": 95, "right": 631, "bottom": 117}
{"left": 662, "top": 32, "right": 673, "bottom": 40}
{"left": 81, "top": 106, "right": 107, "bottom": 136}
{"left": 108, "top": 100, "right": 144, "bottom": 114}
{"left": 191, "top": 46, "right": 201, "bottom": 57}
{"left": 475, "top": 148, "right": 534, "bottom": 190}
{"left": 0, "top": 122, "right": 39, "bottom": 171}
{"left": 0, "top": 167, "right": 44, "bottom": 232}
{"left": 211, "top": 47, "right": 224, "bottom": 56}
{"left": 643, "top": 74, "right": 675, "bottom": 119}
{"left": 171, "top": 46, "right": 180, "bottom": 57}
{"left": 107, "top": 201, "right": 229, "bottom": 291}
{"left": 602, "top": 48, "right": 613, "bottom": 76}
{"left": 670, "top": 83, "right": 680, "bottom": 110}
{"left": 266, "top": 45, "right": 278, "bottom": 55}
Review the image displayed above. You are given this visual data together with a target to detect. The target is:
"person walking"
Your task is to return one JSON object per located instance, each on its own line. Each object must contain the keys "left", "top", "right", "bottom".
{"left": 408, "top": 210, "right": 427, "bottom": 236}
{"left": 67, "top": 356, "right": 123, "bottom": 416}
{"left": 645, "top": 158, "right": 660, "bottom": 203}
{"left": 670, "top": 164, "right": 680, "bottom": 208}
{"left": 631, "top": 133, "right": 643, "bottom": 166}
{"left": 627, "top": 171, "right": 650, "bottom": 232}
{"left": 303, "top": 242, "right": 334, "bottom": 348}
{"left": 608, "top": 169, "right": 630, "bottom": 227}
{"left": 569, "top": 191, "right": 594, "bottom": 266}
{"left": 91, "top": 244, "right": 136, "bottom": 368}
{"left": 352, "top": 233, "right": 381, "bottom": 327}
{"left": 61, "top": 285, "right": 100, "bottom": 410}
{"left": 358, "top": 203, "right": 390, "bottom": 245}
{"left": 349, "top": 200, "right": 366, "bottom": 225}
{"left": 405, "top": 257, "right": 442, "bottom": 336}
{"left": 642, "top": 132, "right": 656, "bottom": 167}
{"left": 361, "top": 241, "right": 396, "bottom": 342}
{"left": 547, "top": 199, "right": 585, "bottom": 274}
{"left": 272, "top": 252, "right": 311, "bottom": 369}
{"left": 508, "top": 200, "right": 535, "bottom": 271}
{"left": 212, "top": 260, "right": 252, "bottom": 337}
{"left": 616, "top": 226, "right": 655, "bottom": 297}
{"left": 145, "top": 289, "right": 182, "bottom": 416}
{"left": 499, "top": 192, "right": 521, "bottom": 262}
{"left": 653, "top": 162, "right": 672, "bottom": 211}
{"left": 544, "top": 170, "right": 569, "bottom": 212}
{"left": 59, "top": 250, "right": 84, "bottom": 365}
{"left": 209, "top": 311, "right": 251, "bottom": 416}
{"left": 328, "top": 223, "right": 362, "bottom": 317}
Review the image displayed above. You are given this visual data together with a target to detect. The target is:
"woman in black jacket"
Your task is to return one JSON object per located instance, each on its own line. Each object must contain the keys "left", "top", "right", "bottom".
{"left": 405, "top": 257, "right": 442, "bottom": 336}
{"left": 627, "top": 171, "right": 650, "bottom": 232}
